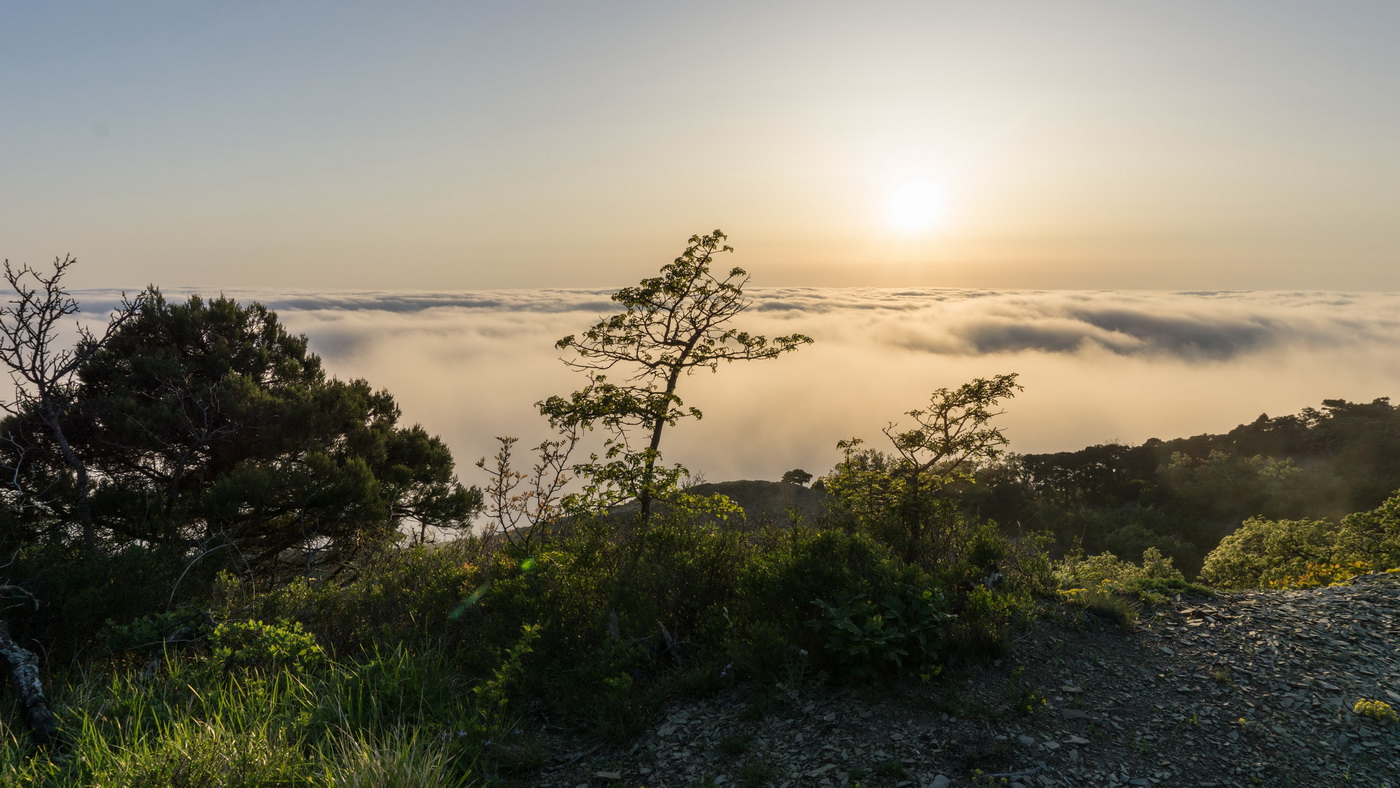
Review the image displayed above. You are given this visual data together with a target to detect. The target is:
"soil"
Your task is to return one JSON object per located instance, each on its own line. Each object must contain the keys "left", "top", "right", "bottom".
{"left": 533, "top": 572, "right": 1400, "bottom": 788}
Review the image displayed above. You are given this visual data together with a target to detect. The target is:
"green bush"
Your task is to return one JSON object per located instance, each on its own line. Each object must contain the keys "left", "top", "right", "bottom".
{"left": 1200, "top": 516, "right": 1338, "bottom": 588}
{"left": 1335, "top": 491, "right": 1400, "bottom": 568}
{"left": 209, "top": 619, "right": 326, "bottom": 674}
{"left": 217, "top": 541, "right": 485, "bottom": 656}
{"left": 809, "top": 584, "right": 948, "bottom": 677}
{"left": 1199, "top": 489, "right": 1400, "bottom": 589}
{"left": 1056, "top": 547, "right": 1185, "bottom": 589}
{"left": 730, "top": 529, "right": 912, "bottom": 671}
{"left": 100, "top": 609, "right": 212, "bottom": 656}
{"left": 1053, "top": 547, "right": 1196, "bottom": 621}
{"left": 5, "top": 544, "right": 183, "bottom": 658}
{"left": 950, "top": 586, "right": 1033, "bottom": 659}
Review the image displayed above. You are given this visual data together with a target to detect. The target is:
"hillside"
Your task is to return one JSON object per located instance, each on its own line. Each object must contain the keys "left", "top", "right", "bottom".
{"left": 543, "top": 572, "right": 1400, "bottom": 787}
{"left": 959, "top": 397, "right": 1400, "bottom": 578}
{"left": 687, "top": 480, "right": 830, "bottom": 524}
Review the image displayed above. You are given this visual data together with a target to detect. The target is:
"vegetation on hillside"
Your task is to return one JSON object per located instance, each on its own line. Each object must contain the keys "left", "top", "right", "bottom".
{"left": 960, "top": 397, "right": 1400, "bottom": 576}
{"left": 1, "top": 241, "right": 1398, "bottom": 785}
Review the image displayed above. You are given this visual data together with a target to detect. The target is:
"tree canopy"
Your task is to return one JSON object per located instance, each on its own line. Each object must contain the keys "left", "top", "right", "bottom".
{"left": 0, "top": 291, "right": 479, "bottom": 572}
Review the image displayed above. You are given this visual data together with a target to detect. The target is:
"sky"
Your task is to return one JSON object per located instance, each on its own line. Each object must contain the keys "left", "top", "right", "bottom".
{"left": 4, "top": 2, "right": 1400, "bottom": 291}
{"left": 8, "top": 3, "right": 1400, "bottom": 483}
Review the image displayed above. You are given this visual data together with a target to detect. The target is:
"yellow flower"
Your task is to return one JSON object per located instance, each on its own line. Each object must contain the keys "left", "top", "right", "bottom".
{"left": 1353, "top": 699, "right": 1399, "bottom": 722}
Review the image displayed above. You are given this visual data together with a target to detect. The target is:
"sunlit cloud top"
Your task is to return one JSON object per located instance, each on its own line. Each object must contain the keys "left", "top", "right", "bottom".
{"left": 68, "top": 288, "right": 1400, "bottom": 485}
{"left": 81, "top": 286, "right": 1398, "bottom": 361}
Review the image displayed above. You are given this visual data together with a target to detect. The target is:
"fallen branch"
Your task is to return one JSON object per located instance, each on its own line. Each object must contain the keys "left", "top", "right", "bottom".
{"left": 0, "top": 618, "right": 59, "bottom": 748}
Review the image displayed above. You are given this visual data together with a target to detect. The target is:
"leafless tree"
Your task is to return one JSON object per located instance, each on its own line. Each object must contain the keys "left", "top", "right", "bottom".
{"left": 476, "top": 427, "right": 581, "bottom": 550}
{"left": 0, "top": 255, "right": 146, "bottom": 553}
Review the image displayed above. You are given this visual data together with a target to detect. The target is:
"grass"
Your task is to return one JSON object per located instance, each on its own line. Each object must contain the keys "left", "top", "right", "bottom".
{"left": 0, "top": 501, "right": 1076, "bottom": 785}
{"left": 0, "top": 649, "right": 482, "bottom": 788}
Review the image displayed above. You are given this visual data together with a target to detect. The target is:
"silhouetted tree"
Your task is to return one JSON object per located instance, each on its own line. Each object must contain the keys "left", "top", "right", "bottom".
{"left": 540, "top": 230, "right": 812, "bottom": 521}
{"left": 781, "top": 468, "right": 813, "bottom": 486}
{"left": 2, "top": 291, "right": 480, "bottom": 574}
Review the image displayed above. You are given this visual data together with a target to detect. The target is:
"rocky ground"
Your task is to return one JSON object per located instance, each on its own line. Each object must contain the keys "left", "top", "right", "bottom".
{"left": 534, "top": 572, "right": 1400, "bottom": 788}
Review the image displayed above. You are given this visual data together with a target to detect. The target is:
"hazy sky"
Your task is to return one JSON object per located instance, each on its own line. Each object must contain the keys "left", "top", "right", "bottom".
{"left": 5, "top": 2, "right": 1399, "bottom": 290}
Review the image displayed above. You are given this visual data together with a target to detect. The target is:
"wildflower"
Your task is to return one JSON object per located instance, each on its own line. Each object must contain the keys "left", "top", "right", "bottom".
{"left": 1353, "top": 698, "right": 1399, "bottom": 722}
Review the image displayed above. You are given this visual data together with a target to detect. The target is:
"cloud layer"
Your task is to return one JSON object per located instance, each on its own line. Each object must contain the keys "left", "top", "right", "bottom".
{"left": 69, "top": 287, "right": 1400, "bottom": 486}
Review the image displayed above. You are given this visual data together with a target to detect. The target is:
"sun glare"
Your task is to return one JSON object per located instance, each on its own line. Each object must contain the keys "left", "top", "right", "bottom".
{"left": 886, "top": 180, "right": 947, "bottom": 234}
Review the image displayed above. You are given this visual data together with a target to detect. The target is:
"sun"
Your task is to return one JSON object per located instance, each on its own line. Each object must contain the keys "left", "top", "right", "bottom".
{"left": 885, "top": 180, "right": 947, "bottom": 234}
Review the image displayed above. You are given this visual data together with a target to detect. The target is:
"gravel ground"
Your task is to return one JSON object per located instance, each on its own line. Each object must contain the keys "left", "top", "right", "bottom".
{"left": 534, "top": 572, "right": 1400, "bottom": 788}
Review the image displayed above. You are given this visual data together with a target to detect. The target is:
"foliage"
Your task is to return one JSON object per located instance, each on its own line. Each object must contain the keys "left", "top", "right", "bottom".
{"left": 1200, "top": 516, "right": 1345, "bottom": 589}
{"left": 780, "top": 468, "right": 812, "bottom": 486}
{"left": 1200, "top": 490, "right": 1400, "bottom": 588}
{"left": 1264, "top": 561, "right": 1376, "bottom": 589}
{"left": 100, "top": 609, "right": 211, "bottom": 654}
{"left": 469, "top": 623, "right": 541, "bottom": 744}
{"left": 1053, "top": 546, "right": 1204, "bottom": 624}
{"left": 215, "top": 542, "right": 485, "bottom": 656}
{"left": 476, "top": 434, "right": 577, "bottom": 550}
{"left": 1160, "top": 450, "right": 1303, "bottom": 522}
{"left": 6, "top": 544, "right": 179, "bottom": 656}
{"left": 966, "top": 397, "right": 1400, "bottom": 577}
{"left": 0, "top": 256, "right": 146, "bottom": 552}
{"left": 1333, "top": 489, "right": 1400, "bottom": 567}
{"left": 1055, "top": 546, "right": 1185, "bottom": 589}
{"left": 949, "top": 585, "right": 1033, "bottom": 659}
{"left": 539, "top": 230, "right": 811, "bottom": 520}
{"left": 808, "top": 584, "right": 948, "bottom": 677}
{"left": 209, "top": 618, "right": 326, "bottom": 674}
{"left": 827, "top": 374, "right": 1021, "bottom": 564}
{"left": 1, "top": 291, "right": 480, "bottom": 579}
{"left": 730, "top": 528, "right": 909, "bottom": 652}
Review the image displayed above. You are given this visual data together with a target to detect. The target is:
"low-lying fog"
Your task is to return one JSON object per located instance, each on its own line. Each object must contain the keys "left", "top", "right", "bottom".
{"left": 76, "top": 288, "right": 1400, "bottom": 485}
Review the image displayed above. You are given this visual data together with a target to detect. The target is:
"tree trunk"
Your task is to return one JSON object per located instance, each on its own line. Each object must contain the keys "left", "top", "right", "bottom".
{"left": 0, "top": 618, "right": 60, "bottom": 748}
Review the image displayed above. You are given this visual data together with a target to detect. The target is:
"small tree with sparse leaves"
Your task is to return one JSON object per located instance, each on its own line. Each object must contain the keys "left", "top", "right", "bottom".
{"left": 828, "top": 374, "right": 1022, "bottom": 563}
{"left": 539, "top": 230, "right": 812, "bottom": 522}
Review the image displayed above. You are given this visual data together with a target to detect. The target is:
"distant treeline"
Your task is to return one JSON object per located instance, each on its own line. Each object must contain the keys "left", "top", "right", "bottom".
{"left": 958, "top": 398, "right": 1400, "bottom": 576}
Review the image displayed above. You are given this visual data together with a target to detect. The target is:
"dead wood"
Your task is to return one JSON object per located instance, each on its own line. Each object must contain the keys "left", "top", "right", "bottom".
{"left": 0, "top": 618, "right": 59, "bottom": 748}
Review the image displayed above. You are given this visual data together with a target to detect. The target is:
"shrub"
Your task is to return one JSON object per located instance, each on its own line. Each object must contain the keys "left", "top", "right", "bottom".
{"left": 217, "top": 541, "right": 486, "bottom": 656}
{"left": 949, "top": 586, "right": 1033, "bottom": 659}
{"left": 1335, "top": 491, "right": 1400, "bottom": 568}
{"left": 1199, "top": 516, "right": 1335, "bottom": 588}
{"left": 808, "top": 584, "right": 948, "bottom": 677}
{"left": 1057, "top": 587, "right": 1140, "bottom": 628}
{"left": 209, "top": 619, "right": 326, "bottom": 674}
{"left": 1056, "top": 547, "right": 1183, "bottom": 588}
{"left": 4, "top": 544, "right": 181, "bottom": 659}
{"left": 1200, "top": 489, "right": 1400, "bottom": 589}
{"left": 730, "top": 529, "right": 913, "bottom": 671}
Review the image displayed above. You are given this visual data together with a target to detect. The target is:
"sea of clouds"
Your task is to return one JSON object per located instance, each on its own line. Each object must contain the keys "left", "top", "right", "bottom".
{"left": 72, "top": 288, "right": 1400, "bottom": 486}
